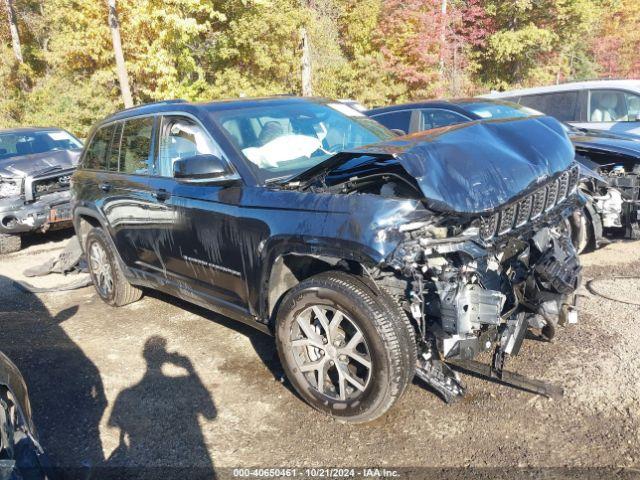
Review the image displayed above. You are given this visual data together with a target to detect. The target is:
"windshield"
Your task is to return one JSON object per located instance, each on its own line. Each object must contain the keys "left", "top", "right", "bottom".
{"left": 460, "top": 101, "right": 542, "bottom": 120}
{"left": 215, "top": 102, "right": 393, "bottom": 183}
{"left": 0, "top": 130, "right": 82, "bottom": 161}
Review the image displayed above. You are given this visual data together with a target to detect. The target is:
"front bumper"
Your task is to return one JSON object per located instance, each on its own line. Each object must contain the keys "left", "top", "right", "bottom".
{"left": 0, "top": 191, "right": 72, "bottom": 235}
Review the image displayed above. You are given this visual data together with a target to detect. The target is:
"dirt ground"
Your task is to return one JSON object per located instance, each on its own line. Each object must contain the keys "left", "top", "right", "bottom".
{"left": 1, "top": 230, "right": 639, "bottom": 479}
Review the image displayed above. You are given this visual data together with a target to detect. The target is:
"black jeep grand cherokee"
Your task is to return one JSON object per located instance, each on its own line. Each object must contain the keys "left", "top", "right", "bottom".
{"left": 72, "top": 97, "right": 582, "bottom": 422}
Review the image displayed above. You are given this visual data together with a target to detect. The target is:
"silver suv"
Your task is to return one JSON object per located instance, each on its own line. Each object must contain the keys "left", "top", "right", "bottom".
{"left": 483, "top": 80, "right": 640, "bottom": 138}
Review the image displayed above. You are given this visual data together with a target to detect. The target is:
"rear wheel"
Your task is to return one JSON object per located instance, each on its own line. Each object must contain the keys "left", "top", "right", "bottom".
{"left": 275, "top": 271, "right": 416, "bottom": 423}
{"left": 85, "top": 227, "right": 142, "bottom": 306}
{"left": 0, "top": 233, "right": 21, "bottom": 255}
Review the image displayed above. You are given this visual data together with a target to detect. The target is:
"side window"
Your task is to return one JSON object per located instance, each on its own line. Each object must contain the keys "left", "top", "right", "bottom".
{"left": 519, "top": 92, "right": 578, "bottom": 121}
{"left": 371, "top": 111, "right": 412, "bottom": 133}
{"left": 83, "top": 125, "right": 114, "bottom": 170}
{"left": 157, "top": 116, "right": 225, "bottom": 177}
{"left": 120, "top": 117, "right": 154, "bottom": 175}
{"left": 107, "top": 122, "right": 124, "bottom": 171}
{"left": 420, "top": 109, "right": 468, "bottom": 130}
{"left": 589, "top": 90, "right": 640, "bottom": 122}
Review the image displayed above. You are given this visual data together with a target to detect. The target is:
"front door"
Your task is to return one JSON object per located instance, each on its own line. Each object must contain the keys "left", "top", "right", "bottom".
{"left": 145, "top": 114, "right": 249, "bottom": 310}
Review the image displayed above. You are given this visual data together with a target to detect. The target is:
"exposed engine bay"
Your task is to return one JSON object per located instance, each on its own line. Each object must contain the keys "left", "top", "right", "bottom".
{"left": 575, "top": 147, "right": 640, "bottom": 243}
{"left": 369, "top": 167, "right": 582, "bottom": 402}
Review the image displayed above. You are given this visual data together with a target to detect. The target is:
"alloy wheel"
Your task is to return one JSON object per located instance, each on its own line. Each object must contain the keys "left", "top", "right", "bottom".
{"left": 290, "top": 305, "right": 372, "bottom": 401}
{"left": 89, "top": 241, "right": 114, "bottom": 298}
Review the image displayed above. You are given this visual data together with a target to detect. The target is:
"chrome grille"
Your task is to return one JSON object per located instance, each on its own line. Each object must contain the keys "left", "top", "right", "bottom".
{"left": 557, "top": 171, "right": 570, "bottom": 200}
{"left": 531, "top": 189, "right": 546, "bottom": 219}
{"left": 545, "top": 180, "right": 559, "bottom": 211}
{"left": 515, "top": 196, "right": 533, "bottom": 227}
{"left": 498, "top": 204, "right": 517, "bottom": 234}
{"left": 479, "top": 213, "right": 499, "bottom": 240}
{"left": 568, "top": 164, "right": 580, "bottom": 191}
{"left": 476, "top": 164, "right": 579, "bottom": 242}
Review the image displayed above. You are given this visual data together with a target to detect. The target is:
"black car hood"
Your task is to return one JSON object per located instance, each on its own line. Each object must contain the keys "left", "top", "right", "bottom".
{"left": 569, "top": 130, "right": 640, "bottom": 160}
{"left": 293, "top": 116, "right": 575, "bottom": 214}
{"left": 0, "top": 149, "right": 81, "bottom": 178}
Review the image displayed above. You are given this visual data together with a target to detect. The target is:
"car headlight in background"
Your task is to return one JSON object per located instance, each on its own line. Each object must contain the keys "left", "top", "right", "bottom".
{"left": 0, "top": 178, "right": 22, "bottom": 198}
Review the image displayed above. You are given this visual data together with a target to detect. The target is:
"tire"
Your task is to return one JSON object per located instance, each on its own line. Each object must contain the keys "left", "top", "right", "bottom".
{"left": 0, "top": 233, "right": 21, "bottom": 255}
{"left": 275, "top": 271, "right": 416, "bottom": 423}
{"left": 567, "top": 208, "right": 591, "bottom": 254}
{"left": 85, "top": 227, "right": 142, "bottom": 307}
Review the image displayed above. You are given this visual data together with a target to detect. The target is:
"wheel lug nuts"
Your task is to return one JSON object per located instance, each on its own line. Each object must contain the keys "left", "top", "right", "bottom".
{"left": 339, "top": 355, "right": 347, "bottom": 362}
{"left": 333, "top": 340, "right": 340, "bottom": 347}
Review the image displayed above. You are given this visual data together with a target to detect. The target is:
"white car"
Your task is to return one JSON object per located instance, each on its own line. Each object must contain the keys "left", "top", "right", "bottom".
{"left": 483, "top": 80, "right": 640, "bottom": 138}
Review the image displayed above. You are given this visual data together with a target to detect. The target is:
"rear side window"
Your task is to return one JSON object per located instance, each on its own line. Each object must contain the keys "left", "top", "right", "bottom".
{"left": 420, "top": 109, "right": 468, "bottom": 130}
{"left": 120, "top": 117, "right": 154, "bottom": 175}
{"left": 519, "top": 92, "right": 578, "bottom": 121}
{"left": 370, "top": 111, "right": 412, "bottom": 133}
{"left": 83, "top": 125, "right": 115, "bottom": 170}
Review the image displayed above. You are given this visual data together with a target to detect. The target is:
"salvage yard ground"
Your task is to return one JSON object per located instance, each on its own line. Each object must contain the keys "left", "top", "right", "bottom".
{"left": 1, "top": 231, "right": 639, "bottom": 477}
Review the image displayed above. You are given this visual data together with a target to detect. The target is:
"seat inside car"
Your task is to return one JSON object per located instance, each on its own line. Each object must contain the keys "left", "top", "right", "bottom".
{"left": 591, "top": 92, "right": 620, "bottom": 122}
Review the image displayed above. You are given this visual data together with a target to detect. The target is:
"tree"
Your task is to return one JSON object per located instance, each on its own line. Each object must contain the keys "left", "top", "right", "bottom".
{"left": 107, "top": 0, "right": 132, "bottom": 108}
{"left": 300, "top": 27, "right": 312, "bottom": 96}
{"left": 592, "top": 0, "right": 640, "bottom": 78}
{"left": 3, "top": 0, "right": 23, "bottom": 62}
{"left": 376, "top": 0, "right": 443, "bottom": 100}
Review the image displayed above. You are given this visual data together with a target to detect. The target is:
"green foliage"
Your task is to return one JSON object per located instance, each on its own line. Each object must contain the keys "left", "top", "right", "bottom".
{"left": 0, "top": 0, "right": 636, "bottom": 134}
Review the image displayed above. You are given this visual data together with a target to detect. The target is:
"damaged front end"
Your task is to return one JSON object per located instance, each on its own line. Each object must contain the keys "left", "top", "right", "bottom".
{"left": 290, "top": 116, "right": 582, "bottom": 401}
{"left": 0, "top": 150, "right": 78, "bottom": 237}
{"left": 375, "top": 166, "right": 582, "bottom": 401}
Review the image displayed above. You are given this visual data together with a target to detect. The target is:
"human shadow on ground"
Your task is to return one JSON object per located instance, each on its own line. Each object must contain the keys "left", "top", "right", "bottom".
{"left": 103, "top": 335, "right": 217, "bottom": 480}
{"left": 143, "top": 290, "right": 290, "bottom": 394}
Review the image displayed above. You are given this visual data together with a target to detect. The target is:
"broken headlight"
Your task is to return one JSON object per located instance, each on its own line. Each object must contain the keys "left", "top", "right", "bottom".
{"left": 0, "top": 178, "right": 21, "bottom": 198}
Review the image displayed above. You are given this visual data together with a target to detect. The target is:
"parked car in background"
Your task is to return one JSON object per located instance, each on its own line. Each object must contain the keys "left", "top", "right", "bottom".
{"left": 482, "top": 80, "right": 640, "bottom": 138}
{"left": 73, "top": 97, "right": 581, "bottom": 421}
{"left": 368, "top": 98, "right": 640, "bottom": 252}
{"left": 0, "top": 128, "right": 83, "bottom": 254}
{"left": 0, "top": 350, "right": 49, "bottom": 480}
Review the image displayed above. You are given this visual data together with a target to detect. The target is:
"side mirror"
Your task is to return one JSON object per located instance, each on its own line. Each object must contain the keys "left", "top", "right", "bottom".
{"left": 173, "top": 154, "right": 227, "bottom": 180}
{"left": 390, "top": 128, "right": 407, "bottom": 136}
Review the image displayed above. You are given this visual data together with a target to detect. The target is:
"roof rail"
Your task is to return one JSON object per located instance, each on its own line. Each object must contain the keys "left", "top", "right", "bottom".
{"left": 117, "top": 99, "right": 188, "bottom": 113}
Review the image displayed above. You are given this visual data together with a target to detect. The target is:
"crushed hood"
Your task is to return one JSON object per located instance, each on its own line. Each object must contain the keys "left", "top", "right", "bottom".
{"left": 0, "top": 149, "right": 81, "bottom": 178}
{"left": 292, "top": 116, "right": 575, "bottom": 214}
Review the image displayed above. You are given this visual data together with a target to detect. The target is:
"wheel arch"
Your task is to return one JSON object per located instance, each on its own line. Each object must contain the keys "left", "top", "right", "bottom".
{"left": 260, "top": 246, "right": 384, "bottom": 327}
{"left": 73, "top": 206, "right": 130, "bottom": 276}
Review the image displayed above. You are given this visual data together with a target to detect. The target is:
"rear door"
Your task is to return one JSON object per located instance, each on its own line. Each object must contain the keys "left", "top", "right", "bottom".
{"left": 518, "top": 91, "right": 579, "bottom": 123}
{"left": 99, "top": 116, "right": 159, "bottom": 268}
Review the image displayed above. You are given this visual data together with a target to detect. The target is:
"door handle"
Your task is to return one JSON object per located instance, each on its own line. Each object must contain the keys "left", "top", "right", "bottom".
{"left": 99, "top": 182, "right": 111, "bottom": 192}
{"left": 153, "top": 189, "right": 171, "bottom": 201}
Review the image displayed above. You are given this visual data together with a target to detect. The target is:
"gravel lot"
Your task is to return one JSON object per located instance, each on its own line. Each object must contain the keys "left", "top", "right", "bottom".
{"left": 1, "top": 230, "right": 639, "bottom": 479}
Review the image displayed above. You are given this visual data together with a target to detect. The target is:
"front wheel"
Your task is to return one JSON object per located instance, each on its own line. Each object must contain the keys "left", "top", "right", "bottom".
{"left": 275, "top": 271, "right": 416, "bottom": 423}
